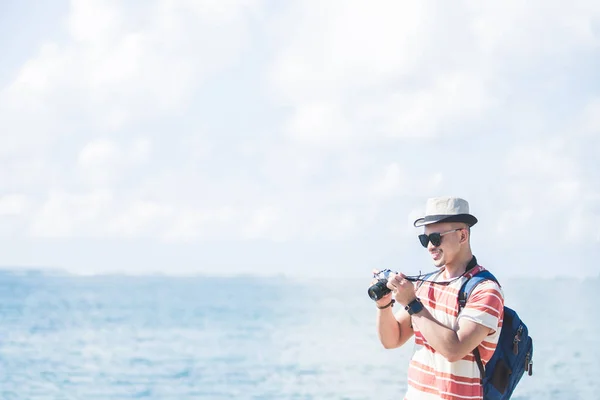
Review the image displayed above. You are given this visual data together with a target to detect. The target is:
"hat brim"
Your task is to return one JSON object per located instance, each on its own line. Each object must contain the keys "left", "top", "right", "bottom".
{"left": 413, "top": 214, "right": 478, "bottom": 228}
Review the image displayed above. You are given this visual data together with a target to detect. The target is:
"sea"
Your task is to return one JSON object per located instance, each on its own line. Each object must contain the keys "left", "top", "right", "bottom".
{"left": 0, "top": 269, "right": 597, "bottom": 400}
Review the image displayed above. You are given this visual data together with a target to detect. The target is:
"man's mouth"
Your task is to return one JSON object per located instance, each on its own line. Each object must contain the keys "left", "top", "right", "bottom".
{"left": 431, "top": 250, "right": 442, "bottom": 261}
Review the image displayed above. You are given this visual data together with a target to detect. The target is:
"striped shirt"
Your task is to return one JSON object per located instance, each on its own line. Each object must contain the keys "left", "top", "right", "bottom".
{"left": 404, "top": 265, "right": 504, "bottom": 400}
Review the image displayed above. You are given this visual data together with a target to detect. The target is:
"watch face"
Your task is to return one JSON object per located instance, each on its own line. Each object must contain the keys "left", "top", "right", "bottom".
{"left": 406, "top": 299, "right": 423, "bottom": 315}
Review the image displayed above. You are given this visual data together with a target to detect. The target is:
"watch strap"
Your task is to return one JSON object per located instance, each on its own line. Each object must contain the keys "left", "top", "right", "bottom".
{"left": 405, "top": 298, "right": 424, "bottom": 315}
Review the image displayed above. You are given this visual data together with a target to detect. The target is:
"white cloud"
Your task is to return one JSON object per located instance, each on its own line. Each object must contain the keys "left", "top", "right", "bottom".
{"left": 78, "top": 138, "right": 120, "bottom": 168}
{"left": 468, "top": 0, "right": 600, "bottom": 56}
{"left": 366, "top": 72, "right": 493, "bottom": 138}
{"left": 29, "top": 190, "right": 113, "bottom": 238}
{"left": 491, "top": 135, "right": 598, "bottom": 246}
{"left": 371, "top": 163, "right": 405, "bottom": 198}
{"left": 577, "top": 98, "right": 600, "bottom": 137}
{"left": 267, "top": 1, "right": 502, "bottom": 145}
{"left": 0, "top": 0, "right": 259, "bottom": 144}
{"left": 495, "top": 208, "right": 534, "bottom": 236}
{"left": 268, "top": 0, "right": 600, "bottom": 147}
{"left": 107, "top": 200, "right": 174, "bottom": 238}
{"left": 163, "top": 207, "right": 239, "bottom": 242}
{"left": 269, "top": 0, "right": 428, "bottom": 103}
{"left": 504, "top": 138, "right": 578, "bottom": 180}
{"left": 264, "top": 0, "right": 600, "bottom": 250}
{"left": 565, "top": 195, "right": 600, "bottom": 244}
{"left": 130, "top": 138, "right": 152, "bottom": 163}
{"left": 67, "top": 0, "right": 122, "bottom": 44}
{"left": 76, "top": 137, "right": 152, "bottom": 187}
{"left": 0, "top": 194, "right": 31, "bottom": 216}
{"left": 242, "top": 206, "right": 283, "bottom": 240}
{"left": 284, "top": 102, "right": 353, "bottom": 146}
{"left": 308, "top": 211, "right": 359, "bottom": 240}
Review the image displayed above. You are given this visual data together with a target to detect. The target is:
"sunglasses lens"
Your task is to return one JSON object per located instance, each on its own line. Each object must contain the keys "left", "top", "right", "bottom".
{"left": 429, "top": 233, "right": 442, "bottom": 247}
{"left": 418, "top": 234, "right": 429, "bottom": 248}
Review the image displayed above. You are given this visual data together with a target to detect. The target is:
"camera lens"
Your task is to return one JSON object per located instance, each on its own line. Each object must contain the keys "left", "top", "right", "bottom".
{"left": 367, "top": 279, "right": 391, "bottom": 301}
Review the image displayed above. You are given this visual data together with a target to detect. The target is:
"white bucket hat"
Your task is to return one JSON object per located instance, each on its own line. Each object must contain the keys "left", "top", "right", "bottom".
{"left": 413, "top": 196, "right": 478, "bottom": 228}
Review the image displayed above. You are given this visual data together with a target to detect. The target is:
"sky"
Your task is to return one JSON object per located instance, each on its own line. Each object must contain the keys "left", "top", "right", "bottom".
{"left": 0, "top": 0, "right": 599, "bottom": 279}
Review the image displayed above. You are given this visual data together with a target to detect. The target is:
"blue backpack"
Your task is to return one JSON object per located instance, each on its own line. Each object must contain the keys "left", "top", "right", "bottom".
{"left": 458, "top": 270, "right": 533, "bottom": 400}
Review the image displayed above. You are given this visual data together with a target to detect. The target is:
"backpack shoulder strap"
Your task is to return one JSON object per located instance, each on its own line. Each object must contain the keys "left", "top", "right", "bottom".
{"left": 458, "top": 270, "right": 498, "bottom": 310}
{"left": 457, "top": 269, "right": 500, "bottom": 382}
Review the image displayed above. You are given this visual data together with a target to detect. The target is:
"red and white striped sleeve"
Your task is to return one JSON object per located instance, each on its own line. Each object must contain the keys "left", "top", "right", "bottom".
{"left": 458, "top": 280, "right": 504, "bottom": 332}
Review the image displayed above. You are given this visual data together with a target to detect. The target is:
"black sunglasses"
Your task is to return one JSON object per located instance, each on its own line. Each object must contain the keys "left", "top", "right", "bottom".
{"left": 418, "top": 228, "right": 463, "bottom": 248}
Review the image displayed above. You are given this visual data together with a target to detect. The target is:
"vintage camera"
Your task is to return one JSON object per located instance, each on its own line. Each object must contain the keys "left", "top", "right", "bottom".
{"left": 367, "top": 269, "right": 396, "bottom": 301}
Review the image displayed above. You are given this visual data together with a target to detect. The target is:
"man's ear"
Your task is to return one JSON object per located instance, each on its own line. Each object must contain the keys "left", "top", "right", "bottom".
{"left": 460, "top": 228, "right": 468, "bottom": 243}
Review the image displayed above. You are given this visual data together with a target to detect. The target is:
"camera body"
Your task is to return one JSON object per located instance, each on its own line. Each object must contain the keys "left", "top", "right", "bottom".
{"left": 367, "top": 269, "right": 397, "bottom": 301}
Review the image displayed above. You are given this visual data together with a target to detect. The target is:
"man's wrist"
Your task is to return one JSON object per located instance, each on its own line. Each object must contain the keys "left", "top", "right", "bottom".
{"left": 376, "top": 299, "right": 395, "bottom": 310}
{"left": 404, "top": 297, "right": 424, "bottom": 315}
{"left": 401, "top": 296, "right": 417, "bottom": 307}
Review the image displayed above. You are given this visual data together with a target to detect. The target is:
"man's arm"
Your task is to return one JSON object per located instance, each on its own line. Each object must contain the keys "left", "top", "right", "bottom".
{"left": 377, "top": 304, "right": 414, "bottom": 349}
{"left": 410, "top": 309, "right": 491, "bottom": 362}
{"left": 390, "top": 274, "right": 504, "bottom": 362}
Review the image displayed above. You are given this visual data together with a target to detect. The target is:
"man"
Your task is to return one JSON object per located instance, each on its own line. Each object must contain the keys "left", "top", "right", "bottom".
{"left": 374, "top": 196, "right": 504, "bottom": 400}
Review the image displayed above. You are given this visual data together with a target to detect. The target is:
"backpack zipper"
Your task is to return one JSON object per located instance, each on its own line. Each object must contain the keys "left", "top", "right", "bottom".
{"left": 513, "top": 325, "right": 523, "bottom": 354}
{"left": 525, "top": 350, "right": 533, "bottom": 376}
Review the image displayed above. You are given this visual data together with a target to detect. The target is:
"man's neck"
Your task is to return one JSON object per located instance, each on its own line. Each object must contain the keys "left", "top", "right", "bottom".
{"left": 441, "top": 252, "right": 474, "bottom": 279}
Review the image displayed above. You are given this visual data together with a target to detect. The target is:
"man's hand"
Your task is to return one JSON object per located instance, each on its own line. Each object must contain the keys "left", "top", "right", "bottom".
{"left": 387, "top": 273, "right": 417, "bottom": 306}
{"left": 370, "top": 269, "right": 394, "bottom": 308}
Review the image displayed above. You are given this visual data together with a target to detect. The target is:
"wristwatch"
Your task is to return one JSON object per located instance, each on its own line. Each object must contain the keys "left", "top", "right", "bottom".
{"left": 405, "top": 298, "right": 424, "bottom": 315}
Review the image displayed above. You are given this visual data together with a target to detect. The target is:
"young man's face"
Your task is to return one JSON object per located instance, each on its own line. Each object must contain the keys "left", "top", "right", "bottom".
{"left": 422, "top": 222, "right": 466, "bottom": 267}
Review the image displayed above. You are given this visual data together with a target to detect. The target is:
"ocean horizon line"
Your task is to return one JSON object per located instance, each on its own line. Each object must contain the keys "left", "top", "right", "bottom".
{"left": 0, "top": 265, "right": 597, "bottom": 281}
